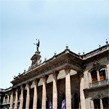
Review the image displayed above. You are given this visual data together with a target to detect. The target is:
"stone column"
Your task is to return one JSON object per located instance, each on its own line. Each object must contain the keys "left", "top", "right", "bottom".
{"left": 53, "top": 72, "right": 58, "bottom": 109}
{"left": 3, "top": 96, "right": 5, "bottom": 104}
{"left": 80, "top": 73, "right": 86, "bottom": 109}
{"left": 42, "top": 76, "right": 47, "bottom": 109}
{"left": 88, "top": 72, "right": 92, "bottom": 84}
{"left": 90, "top": 100, "right": 94, "bottom": 109}
{"left": 97, "top": 70, "right": 100, "bottom": 81}
{"left": 8, "top": 95, "right": 10, "bottom": 103}
{"left": 100, "top": 99, "right": 103, "bottom": 109}
{"left": 10, "top": 90, "right": 14, "bottom": 109}
{"left": 65, "top": 67, "right": 71, "bottom": 109}
{"left": 26, "top": 83, "right": 30, "bottom": 109}
{"left": 106, "top": 65, "right": 109, "bottom": 80}
{"left": 19, "top": 85, "right": 24, "bottom": 109}
{"left": 33, "top": 80, "right": 38, "bottom": 109}
{"left": 107, "top": 65, "right": 109, "bottom": 80}
{"left": 14, "top": 89, "right": 18, "bottom": 109}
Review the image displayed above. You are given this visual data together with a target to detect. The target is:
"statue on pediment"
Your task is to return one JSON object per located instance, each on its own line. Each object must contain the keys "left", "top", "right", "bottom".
{"left": 34, "top": 39, "right": 40, "bottom": 52}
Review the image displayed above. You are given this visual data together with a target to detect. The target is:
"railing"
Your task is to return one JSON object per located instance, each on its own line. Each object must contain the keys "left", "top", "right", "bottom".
{"left": 89, "top": 79, "right": 109, "bottom": 88}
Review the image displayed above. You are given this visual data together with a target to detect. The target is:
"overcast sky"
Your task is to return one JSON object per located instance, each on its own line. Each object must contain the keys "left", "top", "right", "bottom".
{"left": 0, "top": 0, "right": 109, "bottom": 88}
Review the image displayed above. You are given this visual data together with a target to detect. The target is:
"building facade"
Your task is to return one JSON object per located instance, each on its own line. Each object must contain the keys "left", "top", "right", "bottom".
{"left": 0, "top": 43, "right": 109, "bottom": 109}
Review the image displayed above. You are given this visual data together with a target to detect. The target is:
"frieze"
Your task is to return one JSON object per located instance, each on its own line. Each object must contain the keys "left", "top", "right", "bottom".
{"left": 92, "top": 92, "right": 104, "bottom": 100}
{"left": 38, "top": 60, "right": 81, "bottom": 76}
{"left": 13, "top": 59, "right": 82, "bottom": 87}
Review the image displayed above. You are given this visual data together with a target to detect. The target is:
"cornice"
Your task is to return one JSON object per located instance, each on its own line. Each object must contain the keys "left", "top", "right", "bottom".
{"left": 11, "top": 44, "right": 109, "bottom": 87}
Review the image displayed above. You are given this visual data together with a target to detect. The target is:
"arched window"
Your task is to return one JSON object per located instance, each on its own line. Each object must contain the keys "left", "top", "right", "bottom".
{"left": 74, "top": 93, "right": 79, "bottom": 109}
{"left": 90, "top": 67, "right": 106, "bottom": 83}
{"left": 99, "top": 68, "right": 106, "bottom": 81}
{"left": 91, "top": 70, "right": 97, "bottom": 83}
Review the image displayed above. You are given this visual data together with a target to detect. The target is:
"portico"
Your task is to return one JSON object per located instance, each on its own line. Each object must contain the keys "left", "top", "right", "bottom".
{"left": 10, "top": 46, "right": 84, "bottom": 109}
{"left": 8, "top": 43, "right": 109, "bottom": 109}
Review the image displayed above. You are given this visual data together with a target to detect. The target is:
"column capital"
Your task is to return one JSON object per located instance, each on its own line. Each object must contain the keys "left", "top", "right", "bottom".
{"left": 77, "top": 71, "right": 84, "bottom": 78}
{"left": 64, "top": 65, "right": 71, "bottom": 72}
{"left": 16, "top": 88, "right": 18, "bottom": 92}
{"left": 42, "top": 75, "right": 48, "bottom": 81}
{"left": 53, "top": 71, "right": 59, "bottom": 77}
{"left": 33, "top": 79, "right": 39, "bottom": 86}
{"left": 20, "top": 85, "right": 24, "bottom": 90}
{"left": 26, "top": 82, "right": 31, "bottom": 89}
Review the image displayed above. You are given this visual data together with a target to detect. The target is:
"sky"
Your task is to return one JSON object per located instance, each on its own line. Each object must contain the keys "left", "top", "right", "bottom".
{"left": 0, "top": 0, "right": 109, "bottom": 88}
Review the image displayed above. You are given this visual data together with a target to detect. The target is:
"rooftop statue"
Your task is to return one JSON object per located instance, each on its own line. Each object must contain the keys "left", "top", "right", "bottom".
{"left": 34, "top": 39, "right": 40, "bottom": 52}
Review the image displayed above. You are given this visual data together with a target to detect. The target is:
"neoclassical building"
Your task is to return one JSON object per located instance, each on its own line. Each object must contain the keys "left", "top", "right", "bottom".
{"left": 0, "top": 42, "right": 109, "bottom": 109}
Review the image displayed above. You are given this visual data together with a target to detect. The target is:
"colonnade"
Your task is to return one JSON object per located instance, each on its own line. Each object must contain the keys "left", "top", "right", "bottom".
{"left": 10, "top": 67, "right": 85, "bottom": 109}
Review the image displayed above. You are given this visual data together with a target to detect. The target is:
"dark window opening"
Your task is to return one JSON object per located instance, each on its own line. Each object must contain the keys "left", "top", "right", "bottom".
{"left": 37, "top": 98, "right": 41, "bottom": 109}
{"left": 74, "top": 93, "right": 79, "bottom": 109}
{"left": 23, "top": 90, "right": 27, "bottom": 109}
{"left": 99, "top": 68, "right": 106, "bottom": 81}
{"left": 103, "top": 97, "right": 109, "bottom": 109}
{"left": 29, "top": 88, "right": 34, "bottom": 109}
{"left": 46, "top": 96, "right": 49, "bottom": 109}
{"left": 18, "top": 90, "right": 21, "bottom": 101}
{"left": 94, "top": 99, "right": 100, "bottom": 109}
{"left": 91, "top": 70, "right": 97, "bottom": 83}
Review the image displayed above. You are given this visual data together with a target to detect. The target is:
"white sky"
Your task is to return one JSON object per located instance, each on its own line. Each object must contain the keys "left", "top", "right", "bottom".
{"left": 0, "top": 0, "right": 109, "bottom": 88}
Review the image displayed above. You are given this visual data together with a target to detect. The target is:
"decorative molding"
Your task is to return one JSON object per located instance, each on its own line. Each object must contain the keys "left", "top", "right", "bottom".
{"left": 91, "top": 92, "right": 107, "bottom": 100}
{"left": 89, "top": 62, "right": 106, "bottom": 72}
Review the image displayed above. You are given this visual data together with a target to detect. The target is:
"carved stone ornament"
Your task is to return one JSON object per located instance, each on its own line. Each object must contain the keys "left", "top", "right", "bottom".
{"left": 92, "top": 92, "right": 104, "bottom": 100}
{"left": 93, "top": 61, "right": 100, "bottom": 69}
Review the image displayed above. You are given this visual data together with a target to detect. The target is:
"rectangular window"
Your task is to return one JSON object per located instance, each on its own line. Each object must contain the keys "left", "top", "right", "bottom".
{"left": 91, "top": 70, "right": 97, "bottom": 83}
{"left": 94, "top": 99, "right": 100, "bottom": 109}
{"left": 103, "top": 97, "right": 109, "bottom": 109}
{"left": 99, "top": 68, "right": 106, "bottom": 81}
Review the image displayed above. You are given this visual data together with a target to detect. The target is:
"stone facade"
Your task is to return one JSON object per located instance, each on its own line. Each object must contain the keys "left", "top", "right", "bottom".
{"left": 0, "top": 43, "right": 109, "bottom": 109}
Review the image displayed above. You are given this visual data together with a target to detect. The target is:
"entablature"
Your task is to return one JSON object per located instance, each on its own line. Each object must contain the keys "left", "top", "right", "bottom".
{"left": 11, "top": 49, "right": 82, "bottom": 87}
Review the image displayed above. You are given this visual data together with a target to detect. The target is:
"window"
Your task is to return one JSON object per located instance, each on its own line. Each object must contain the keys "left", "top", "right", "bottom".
{"left": 90, "top": 67, "right": 106, "bottom": 83}
{"left": 94, "top": 99, "right": 100, "bottom": 109}
{"left": 102, "top": 97, "right": 109, "bottom": 109}
{"left": 91, "top": 70, "right": 97, "bottom": 83}
{"left": 99, "top": 68, "right": 106, "bottom": 81}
